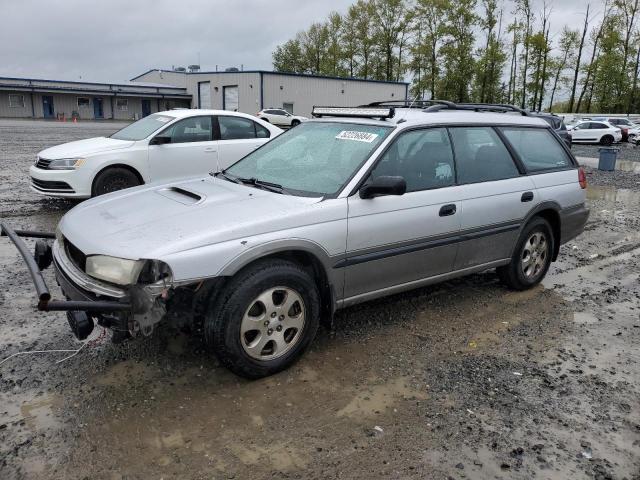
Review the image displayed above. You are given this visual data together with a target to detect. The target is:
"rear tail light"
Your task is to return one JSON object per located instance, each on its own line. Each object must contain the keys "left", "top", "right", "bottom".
{"left": 578, "top": 167, "right": 587, "bottom": 189}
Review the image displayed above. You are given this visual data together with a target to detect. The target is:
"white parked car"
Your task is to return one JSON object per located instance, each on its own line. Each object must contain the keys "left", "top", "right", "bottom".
{"left": 256, "top": 108, "right": 307, "bottom": 127}
{"left": 568, "top": 120, "right": 622, "bottom": 145}
{"left": 30, "top": 110, "right": 282, "bottom": 198}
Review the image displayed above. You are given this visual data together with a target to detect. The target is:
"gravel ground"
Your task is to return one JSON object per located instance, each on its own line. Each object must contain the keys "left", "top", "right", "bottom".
{"left": 0, "top": 121, "right": 639, "bottom": 480}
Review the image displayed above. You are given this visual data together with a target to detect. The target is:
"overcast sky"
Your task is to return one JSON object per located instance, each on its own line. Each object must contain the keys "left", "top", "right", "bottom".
{"left": 1, "top": 0, "right": 595, "bottom": 84}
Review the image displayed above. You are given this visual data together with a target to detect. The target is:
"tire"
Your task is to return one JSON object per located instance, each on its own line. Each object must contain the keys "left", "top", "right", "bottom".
{"left": 262, "top": 118, "right": 270, "bottom": 123}
{"left": 92, "top": 167, "right": 141, "bottom": 197}
{"left": 497, "top": 217, "right": 554, "bottom": 291}
{"left": 600, "top": 135, "right": 614, "bottom": 146}
{"left": 205, "top": 259, "right": 321, "bottom": 379}
{"left": 291, "top": 119, "right": 301, "bottom": 127}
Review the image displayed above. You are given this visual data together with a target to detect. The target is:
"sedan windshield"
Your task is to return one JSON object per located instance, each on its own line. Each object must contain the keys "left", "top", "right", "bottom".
{"left": 110, "top": 114, "right": 176, "bottom": 141}
{"left": 225, "top": 122, "right": 392, "bottom": 196}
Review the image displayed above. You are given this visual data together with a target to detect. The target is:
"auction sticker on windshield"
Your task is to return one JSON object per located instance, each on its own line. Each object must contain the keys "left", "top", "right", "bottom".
{"left": 335, "top": 131, "right": 379, "bottom": 143}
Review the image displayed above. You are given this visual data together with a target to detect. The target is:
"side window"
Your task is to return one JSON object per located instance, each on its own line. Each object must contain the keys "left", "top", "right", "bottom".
{"left": 255, "top": 122, "right": 270, "bottom": 138}
{"left": 501, "top": 128, "right": 571, "bottom": 172}
{"left": 161, "top": 116, "right": 212, "bottom": 144}
{"left": 219, "top": 116, "right": 257, "bottom": 140}
{"left": 591, "top": 122, "right": 607, "bottom": 129}
{"left": 368, "top": 128, "right": 455, "bottom": 192}
{"left": 449, "top": 126, "right": 519, "bottom": 184}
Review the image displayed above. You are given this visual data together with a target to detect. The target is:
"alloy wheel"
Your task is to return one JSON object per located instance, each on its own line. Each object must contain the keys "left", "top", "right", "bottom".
{"left": 521, "top": 231, "right": 548, "bottom": 280}
{"left": 240, "top": 286, "right": 305, "bottom": 360}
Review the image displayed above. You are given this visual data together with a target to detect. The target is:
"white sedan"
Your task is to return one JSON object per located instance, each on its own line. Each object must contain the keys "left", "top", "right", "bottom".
{"left": 29, "top": 110, "right": 282, "bottom": 198}
{"left": 568, "top": 120, "right": 622, "bottom": 146}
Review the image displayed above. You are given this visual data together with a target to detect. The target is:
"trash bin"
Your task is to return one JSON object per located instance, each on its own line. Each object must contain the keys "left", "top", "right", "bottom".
{"left": 598, "top": 147, "right": 619, "bottom": 171}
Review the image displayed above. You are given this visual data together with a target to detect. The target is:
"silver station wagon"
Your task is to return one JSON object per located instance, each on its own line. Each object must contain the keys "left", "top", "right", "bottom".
{"left": 2, "top": 101, "right": 589, "bottom": 378}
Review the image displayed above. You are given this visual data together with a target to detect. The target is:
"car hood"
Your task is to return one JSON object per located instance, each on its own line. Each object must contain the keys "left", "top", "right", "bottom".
{"left": 58, "top": 177, "right": 322, "bottom": 259}
{"left": 39, "top": 137, "right": 134, "bottom": 158}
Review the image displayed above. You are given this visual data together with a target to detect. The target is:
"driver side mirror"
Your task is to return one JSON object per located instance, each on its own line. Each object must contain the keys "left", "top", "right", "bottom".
{"left": 150, "top": 135, "right": 172, "bottom": 145}
{"left": 360, "top": 176, "right": 407, "bottom": 199}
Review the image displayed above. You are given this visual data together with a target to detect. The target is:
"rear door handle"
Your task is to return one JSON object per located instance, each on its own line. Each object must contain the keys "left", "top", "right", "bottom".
{"left": 439, "top": 204, "right": 456, "bottom": 217}
{"left": 204, "top": 147, "right": 217, "bottom": 153}
{"left": 521, "top": 191, "right": 534, "bottom": 202}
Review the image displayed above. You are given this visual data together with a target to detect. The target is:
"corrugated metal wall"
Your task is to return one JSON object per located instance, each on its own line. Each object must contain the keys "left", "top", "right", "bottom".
{"left": 0, "top": 92, "right": 33, "bottom": 118}
{"left": 262, "top": 74, "right": 407, "bottom": 117}
{"left": 0, "top": 91, "right": 190, "bottom": 119}
{"left": 132, "top": 70, "right": 408, "bottom": 118}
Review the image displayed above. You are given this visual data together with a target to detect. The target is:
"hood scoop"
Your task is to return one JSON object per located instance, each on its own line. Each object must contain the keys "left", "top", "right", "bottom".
{"left": 155, "top": 187, "right": 204, "bottom": 205}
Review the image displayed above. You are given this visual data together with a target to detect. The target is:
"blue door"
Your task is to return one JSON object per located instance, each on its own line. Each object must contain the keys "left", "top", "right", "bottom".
{"left": 93, "top": 98, "right": 104, "bottom": 119}
{"left": 141, "top": 99, "right": 151, "bottom": 117}
{"left": 42, "top": 96, "right": 54, "bottom": 119}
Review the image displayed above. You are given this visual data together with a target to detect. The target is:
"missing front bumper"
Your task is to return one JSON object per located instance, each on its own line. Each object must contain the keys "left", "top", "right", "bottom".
{"left": 0, "top": 222, "right": 132, "bottom": 314}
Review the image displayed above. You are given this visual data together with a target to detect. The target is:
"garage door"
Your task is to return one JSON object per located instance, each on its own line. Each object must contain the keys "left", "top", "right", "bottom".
{"left": 223, "top": 85, "right": 239, "bottom": 111}
{"left": 198, "top": 82, "right": 211, "bottom": 109}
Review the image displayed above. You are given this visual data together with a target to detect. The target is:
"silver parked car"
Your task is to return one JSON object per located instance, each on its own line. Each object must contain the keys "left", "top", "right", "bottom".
{"left": 2, "top": 101, "right": 589, "bottom": 378}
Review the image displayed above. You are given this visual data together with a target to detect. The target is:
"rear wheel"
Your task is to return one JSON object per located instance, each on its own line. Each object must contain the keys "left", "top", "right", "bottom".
{"left": 497, "top": 217, "right": 554, "bottom": 290}
{"left": 92, "top": 167, "right": 140, "bottom": 196}
{"left": 600, "top": 135, "right": 614, "bottom": 146}
{"left": 205, "top": 259, "right": 320, "bottom": 379}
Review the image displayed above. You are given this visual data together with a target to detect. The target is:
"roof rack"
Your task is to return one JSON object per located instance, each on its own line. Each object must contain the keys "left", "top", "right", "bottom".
{"left": 366, "top": 100, "right": 531, "bottom": 116}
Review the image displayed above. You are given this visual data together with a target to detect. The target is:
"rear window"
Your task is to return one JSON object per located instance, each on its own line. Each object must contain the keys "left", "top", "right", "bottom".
{"left": 449, "top": 127, "right": 519, "bottom": 184}
{"left": 501, "top": 128, "right": 571, "bottom": 172}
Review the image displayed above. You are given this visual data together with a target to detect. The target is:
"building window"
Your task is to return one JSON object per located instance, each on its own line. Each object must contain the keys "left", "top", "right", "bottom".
{"left": 116, "top": 99, "right": 128, "bottom": 111}
{"left": 77, "top": 97, "right": 90, "bottom": 108}
{"left": 9, "top": 94, "right": 25, "bottom": 108}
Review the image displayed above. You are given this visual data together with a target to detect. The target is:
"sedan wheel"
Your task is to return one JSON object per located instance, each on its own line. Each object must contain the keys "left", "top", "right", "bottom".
{"left": 240, "top": 287, "right": 305, "bottom": 360}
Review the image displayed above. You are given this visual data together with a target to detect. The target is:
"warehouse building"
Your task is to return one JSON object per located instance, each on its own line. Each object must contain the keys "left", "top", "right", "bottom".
{"left": 131, "top": 69, "right": 409, "bottom": 117}
{"left": 0, "top": 70, "right": 408, "bottom": 120}
{"left": 0, "top": 76, "right": 191, "bottom": 120}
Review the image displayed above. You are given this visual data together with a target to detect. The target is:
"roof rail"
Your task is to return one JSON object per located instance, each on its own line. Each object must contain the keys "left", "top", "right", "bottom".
{"left": 423, "top": 102, "right": 530, "bottom": 116}
{"left": 366, "top": 99, "right": 531, "bottom": 116}
{"left": 364, "top": 99, "right": 457, "bottom": 109}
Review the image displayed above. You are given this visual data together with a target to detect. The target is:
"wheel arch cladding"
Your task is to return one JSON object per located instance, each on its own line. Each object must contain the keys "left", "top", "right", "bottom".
{"left": 91, "top": 164, "right": 145, "bottom": 191}
{"left": 231, "top": 250, "right": 335, "bottom": 328}
{"left": 534, "top": 208, "right": 561, "bottom": 261}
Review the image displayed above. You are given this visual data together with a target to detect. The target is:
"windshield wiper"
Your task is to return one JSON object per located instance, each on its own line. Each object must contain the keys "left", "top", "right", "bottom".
{"left": 211, "top": 170, "right": 243, "bottom": 185}
{"left": 237, "top": 177, "right": 285, "bottom": 194}
{"left": 210, "top": 171, "right": 285, "bottom": 194}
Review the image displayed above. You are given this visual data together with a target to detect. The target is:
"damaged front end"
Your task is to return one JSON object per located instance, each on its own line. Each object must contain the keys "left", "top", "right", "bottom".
{"left": 1, "top": 222, "right": 190, "bottom": 343}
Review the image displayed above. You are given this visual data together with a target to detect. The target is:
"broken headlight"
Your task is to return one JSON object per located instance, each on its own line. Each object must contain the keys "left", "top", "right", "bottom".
{"left": 85, "top": 255, "right": 144, "bottom": 286}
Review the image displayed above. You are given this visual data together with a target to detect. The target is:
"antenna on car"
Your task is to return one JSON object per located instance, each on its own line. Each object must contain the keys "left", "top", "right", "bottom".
{"left": 397, "top": 93, "right": 421, "bottom": 124}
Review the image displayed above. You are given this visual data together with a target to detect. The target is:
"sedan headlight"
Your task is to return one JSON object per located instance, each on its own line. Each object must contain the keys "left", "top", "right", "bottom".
{"left": 85, "top": 255, "right": 144, "bottom": 285}
{"left": 48, "top": 158, "right": 86, "bottom": 170}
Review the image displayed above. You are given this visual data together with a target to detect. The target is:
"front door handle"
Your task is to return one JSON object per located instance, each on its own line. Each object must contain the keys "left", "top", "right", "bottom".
{"left": 204, "top": 147, "right": 217, "bottom": 153}
{"left": 439, "top": 204, "right": 457, "bottom": 217}
{"left": 521, "top": 191, "right": 534, "bottom": 202}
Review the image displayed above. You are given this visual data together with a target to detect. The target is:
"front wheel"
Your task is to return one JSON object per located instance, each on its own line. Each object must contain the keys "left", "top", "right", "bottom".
{"left": 205, "top": 259, "right": 320, "bottom": 379}
{"left": 497, "top": 217, "right": 554, "bottom": 290}
{"left": 290, "top": 119, "right": 300, "bottom": 127}
{"left": 92, "top": 167, "right": 141, "bottom": 196}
